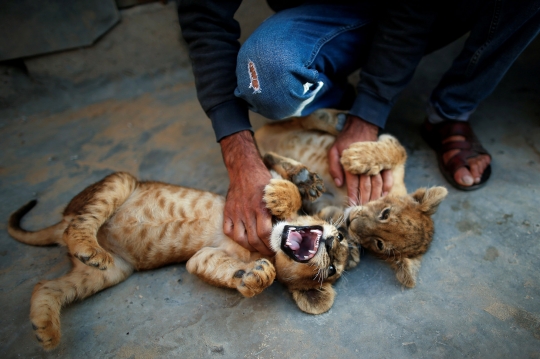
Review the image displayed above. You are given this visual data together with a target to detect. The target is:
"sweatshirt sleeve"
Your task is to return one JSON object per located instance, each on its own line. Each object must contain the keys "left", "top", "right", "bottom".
{"left": 178, "top": 0, "right": 252, "bottom": 141}
{"left": 350, "top": 1, "right": 438, "bottom": 128}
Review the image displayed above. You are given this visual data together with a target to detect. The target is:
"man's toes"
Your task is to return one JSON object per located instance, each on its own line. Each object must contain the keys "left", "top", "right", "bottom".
{"left": 469, "top": 162, "right": 481, "bottom": 183}
{"left": 481, "top": 155, "right": 491, "bottom": 170}
{"left": 454, "top": 167, "right": 474, "bottom": 186}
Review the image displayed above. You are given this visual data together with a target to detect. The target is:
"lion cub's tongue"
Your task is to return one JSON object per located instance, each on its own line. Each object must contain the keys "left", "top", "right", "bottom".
{"left": 287, "top": 231, "right": 302, "bottom": 251}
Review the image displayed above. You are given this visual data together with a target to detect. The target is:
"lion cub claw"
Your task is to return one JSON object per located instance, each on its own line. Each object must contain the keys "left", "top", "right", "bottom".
{"left": 73, "top": 242, "right": 113, "bottom": 270}
{"left": 291, "top": 168, "right": 325, "bottom": 202}
{"left": 237, "top": 259, "right": 276, "bottom": 297}
{"left": 32, "top": 321, "right": 60, "bottom": 351}
{"left": 263, "top": 152, "right": 324, "bottom": 202}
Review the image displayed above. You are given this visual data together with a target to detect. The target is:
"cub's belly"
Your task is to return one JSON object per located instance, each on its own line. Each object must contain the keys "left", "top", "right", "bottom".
{"left": 97, "top": 185, "right": 226, "bottom": 270}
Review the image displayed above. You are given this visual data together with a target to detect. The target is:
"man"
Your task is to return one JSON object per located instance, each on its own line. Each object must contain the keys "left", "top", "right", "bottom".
{"left": 178, "top": 0, "right": 540, "bottom": 255}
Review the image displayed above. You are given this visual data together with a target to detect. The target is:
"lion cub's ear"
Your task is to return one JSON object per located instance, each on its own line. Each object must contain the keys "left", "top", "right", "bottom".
{"left": 290, "top": 283, "right": 335, "bottom": 315}
{"left": 411, "top": 186, "right": 448, "bottom": 215}
{"left": 391, "top": 256, "right": 422, "bottom": 288}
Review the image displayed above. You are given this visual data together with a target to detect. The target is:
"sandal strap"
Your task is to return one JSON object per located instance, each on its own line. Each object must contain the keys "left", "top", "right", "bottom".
{"left": 445, "top": 149, "right": 486, "bottom": 174}
{"left": 438, "top": 121, "right": 474, "bottom": 139}
{"left": 427, "top": 120, "right": 492, "bottom": 161}
{"left": 421, "top": 118, "right": 493, "bottom": 190}
{"left": 441, "top": 141, "right": 471, "bottom": 152}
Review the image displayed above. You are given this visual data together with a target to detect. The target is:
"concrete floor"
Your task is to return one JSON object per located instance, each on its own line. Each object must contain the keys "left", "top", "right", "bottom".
{"left": 1, "top": 2, "right": 539, "bottom": 358}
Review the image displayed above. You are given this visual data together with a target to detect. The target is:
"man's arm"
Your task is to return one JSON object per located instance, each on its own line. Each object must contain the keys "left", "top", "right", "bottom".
{"left": 178, "top": 1, "right": 272, "bottom": 254}
{"left": 330, "top": 1, "right": 438, "bottom": 204}
{"left": 178, "top": 0, "right": 253, "bottom": 141}
{"left": 351, "top": 1, "right": 437, "bottom": 127}
{"left": 220, "top": 131, "right": 273, "bottom": 255}
{"left": 328, "top": 115, "right": 393, "bottom": 205}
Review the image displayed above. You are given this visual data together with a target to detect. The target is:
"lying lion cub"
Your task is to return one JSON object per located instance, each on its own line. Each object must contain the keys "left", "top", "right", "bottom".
{"left": 8, "top": 167, "right": 348, "bottom": 350}
{"left": 9, "top": 111, "right": 446, "bottom": 350}
{"left": 255, "top": 110, "right": 448, "bottom": 288}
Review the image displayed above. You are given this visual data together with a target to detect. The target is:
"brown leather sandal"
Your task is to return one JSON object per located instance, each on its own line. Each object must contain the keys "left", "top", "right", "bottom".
{"left": 421, "top": 119, "right": 492, "bottom": 191}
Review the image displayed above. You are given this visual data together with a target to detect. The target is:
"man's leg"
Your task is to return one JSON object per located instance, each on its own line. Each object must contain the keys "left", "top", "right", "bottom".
{"left": 234, "top": 2, "right": 378, "bottom": 120}
{"left": 425, "top": 0, "right": 540, "bottom": 189}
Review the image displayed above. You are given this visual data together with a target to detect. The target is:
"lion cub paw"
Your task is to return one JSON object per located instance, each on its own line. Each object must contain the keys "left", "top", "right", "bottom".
{"left": 263, "top": 153, "right": 325, "bottom": 202}
{"left": 264, "top": 179, "right": 302, "bottom": 218}
{"left": 236, "top": 259, "right": 276, "bottom": 297}
{"left": 291, "top": 168, "right": 325, "bottom": 202}
{"left": 341, "top": 135, "right": 406, "bottom": 175}
{"left": 31, "top": 306, "right": 61, "bottom": 350}
{"left": 72, "top": 241, "right": 113, "bottom": 270}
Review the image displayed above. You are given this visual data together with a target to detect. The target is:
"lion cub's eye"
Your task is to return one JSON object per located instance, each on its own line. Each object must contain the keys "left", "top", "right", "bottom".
{"left": 376, "top": 240, "right": 384, "bottom": 251}
{"left": 379, "top": 208, "right": 391, "bottom": 220}
{"left": 337, "top": 233, "right": 344, "bottom": 242}
{"left": 328, "top": 264, "right": 336, "bottom": 277}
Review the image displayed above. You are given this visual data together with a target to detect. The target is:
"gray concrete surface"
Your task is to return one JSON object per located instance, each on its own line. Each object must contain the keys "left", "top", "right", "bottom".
{"left": 1, "top": 2, "right": 539, "bottom": 358}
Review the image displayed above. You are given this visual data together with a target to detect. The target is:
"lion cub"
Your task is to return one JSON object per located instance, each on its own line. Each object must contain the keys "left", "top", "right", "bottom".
{"left": 8, "top": 169, "right": 349, "bottom": 350}
{"left": 256, "top": 110, "right": 448, "bottom": 288}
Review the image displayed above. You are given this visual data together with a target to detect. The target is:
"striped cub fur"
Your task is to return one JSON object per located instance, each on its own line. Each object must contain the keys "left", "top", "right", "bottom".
{"left": 9, "top": 171, "right": 348, "bottom": 350}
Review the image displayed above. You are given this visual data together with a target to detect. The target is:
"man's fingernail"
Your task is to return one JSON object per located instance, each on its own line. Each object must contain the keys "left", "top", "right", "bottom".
{"left": 475, "top": 177, "right": 481, "bottom": 184}
{"left": 462, "top": 175, "right": 474, "bottom": 185}
{"left": 334, "top": 178, "right": 342, "bottom": 187}
{"left": 382, "top": 192, "right": 388, "bottom": 197}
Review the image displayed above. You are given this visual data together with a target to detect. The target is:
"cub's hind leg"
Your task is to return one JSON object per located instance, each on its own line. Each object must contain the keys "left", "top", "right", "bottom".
{"left": 30, "top": 255, "right": 133, "bottom": 350}
{"left": 63, "top": 172, "right": 138, "bottom": 269}
{"left": 263, "top": 152, "right": 324, "bottom": 202}
{"left": 186, "top": 248, "right": 276, "bottom": 298}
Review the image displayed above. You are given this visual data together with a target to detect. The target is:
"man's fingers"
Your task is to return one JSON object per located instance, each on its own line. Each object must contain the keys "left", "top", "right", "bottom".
{"left": 381, "top": 169, "right": 393, "bottom": 196}
{"left": 223, "top": 216, "right": 234, "bottom": 237}
{"left": 360, "top": 175, "right": 374, "bottom": 205}
{"left": 370, "top": 173, "right": 383, "bottom": 201}
{"left": 233, "top": 218, "right": 257, "bottom": 252}
{"left": 345, "top": 171, "right": 360, "bottom": 205}
{"left": 255, "top": 209, "right": 273, "bottom": 255}
{"left": 328, "top": 145, "right": 345, "bottom": 187}
{"left": 245, "top": 215, "right": 271, "bottom": 255}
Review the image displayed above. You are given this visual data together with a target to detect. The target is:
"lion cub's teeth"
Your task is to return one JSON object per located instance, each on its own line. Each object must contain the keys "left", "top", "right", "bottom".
{"left": 304, "top": 255, "right": 309, "bottom": 259}
{"left": 308, "top": 250, "right": 316, "bottom": 254}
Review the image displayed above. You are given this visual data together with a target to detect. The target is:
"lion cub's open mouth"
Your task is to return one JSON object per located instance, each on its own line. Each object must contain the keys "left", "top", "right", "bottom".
{"left": 280, "top": 225, "right": 323, "bottom": 263}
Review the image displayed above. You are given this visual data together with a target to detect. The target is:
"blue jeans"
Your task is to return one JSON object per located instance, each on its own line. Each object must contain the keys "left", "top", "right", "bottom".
{"left": 235, "top": 0, "right": 540, "bottom": 126}
{"left": 235, "top": 2, "right": 378, "bottom": 120}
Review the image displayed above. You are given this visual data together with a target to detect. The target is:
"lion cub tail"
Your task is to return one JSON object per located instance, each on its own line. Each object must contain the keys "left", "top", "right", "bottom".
{"left": 8, "top": 200, "right": 67, "bottom": 246}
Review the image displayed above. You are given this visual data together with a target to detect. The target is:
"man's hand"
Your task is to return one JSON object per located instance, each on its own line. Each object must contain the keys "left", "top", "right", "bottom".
{"left": 220, "top": 131, "right": 274, "bottom": 256}
{"left": 328, "top": 115, "right": 393, "bottom": 205}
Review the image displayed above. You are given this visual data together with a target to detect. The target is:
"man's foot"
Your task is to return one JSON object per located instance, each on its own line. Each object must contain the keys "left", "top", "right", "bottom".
{"left": 421, "top": 119, "right": 492, "bottom": 191}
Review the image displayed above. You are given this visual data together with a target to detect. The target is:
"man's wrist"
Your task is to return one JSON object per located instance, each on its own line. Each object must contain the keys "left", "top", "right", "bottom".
{"left": 220, "top": 130, "right": 265, "bottom": 173}
{"left": 344, "top": 115, "right": 380, "bottom": 139}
